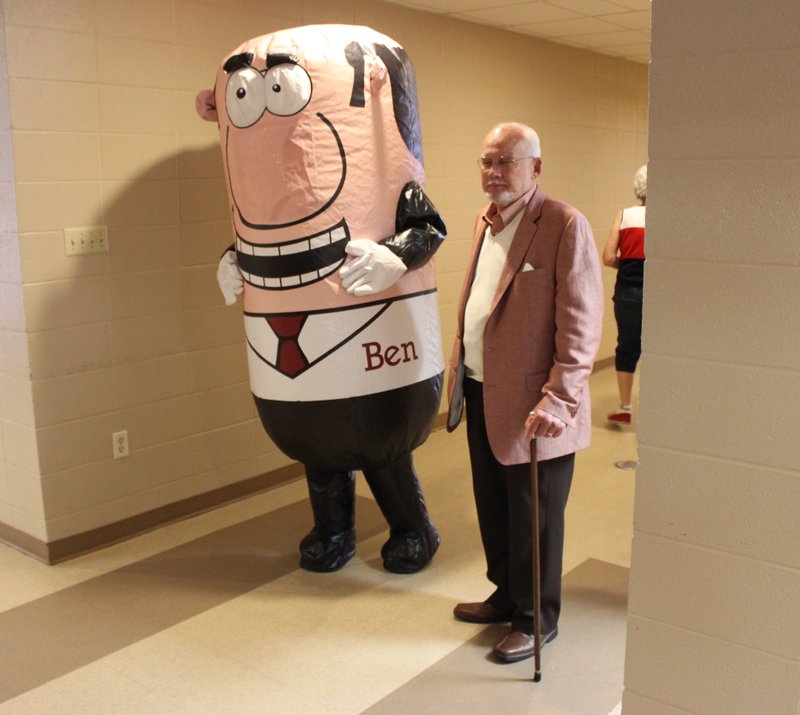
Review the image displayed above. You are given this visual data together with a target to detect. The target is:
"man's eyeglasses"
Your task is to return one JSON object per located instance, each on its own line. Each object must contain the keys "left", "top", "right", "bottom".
{"left": 477, "top": 156, "right": 535, "bottom": 170}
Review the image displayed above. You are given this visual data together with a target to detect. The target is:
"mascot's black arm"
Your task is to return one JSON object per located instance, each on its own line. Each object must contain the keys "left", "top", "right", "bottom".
{"left": 381, "top": 181, "right": 446, "bottom": 270}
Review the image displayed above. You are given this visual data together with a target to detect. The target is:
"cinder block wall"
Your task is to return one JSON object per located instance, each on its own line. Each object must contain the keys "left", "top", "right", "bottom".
{"left": 623, "top": 2, "right": 800, "bottom": 712}
{"left": 0, "top": 0, "right": 646, "bottom": 554}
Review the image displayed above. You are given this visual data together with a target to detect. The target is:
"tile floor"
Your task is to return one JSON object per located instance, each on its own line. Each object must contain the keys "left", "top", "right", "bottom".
{"left": 0, "top": 367, "right": 638, "bottom": 714}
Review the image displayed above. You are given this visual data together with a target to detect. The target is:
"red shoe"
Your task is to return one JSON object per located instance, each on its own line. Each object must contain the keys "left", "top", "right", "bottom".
{"left": 607, "top": 410, "right": 632, "bottom": 424}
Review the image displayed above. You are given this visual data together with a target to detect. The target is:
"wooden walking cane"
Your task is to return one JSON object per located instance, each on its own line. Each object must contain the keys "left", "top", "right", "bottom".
{"left": 530, "top": 436, "right": 543, "bottom": 682}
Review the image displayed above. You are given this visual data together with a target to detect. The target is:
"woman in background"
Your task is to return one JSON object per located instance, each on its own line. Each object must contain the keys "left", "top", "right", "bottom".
{"left": 603, "top": 164, "right": 647, "bottom": 425}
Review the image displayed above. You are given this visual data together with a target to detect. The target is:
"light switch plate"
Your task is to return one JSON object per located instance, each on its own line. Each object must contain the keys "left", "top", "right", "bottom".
{"left": 65, "top": 226, "right": 108, "bottom": 255}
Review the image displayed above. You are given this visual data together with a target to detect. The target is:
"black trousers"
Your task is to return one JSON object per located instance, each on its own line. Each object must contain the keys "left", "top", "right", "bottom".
{"left": 464, "top": 377, "right": 574, "bottom": 634}
{"left": 613, "top": 295, "right": 643, "bottom": 373}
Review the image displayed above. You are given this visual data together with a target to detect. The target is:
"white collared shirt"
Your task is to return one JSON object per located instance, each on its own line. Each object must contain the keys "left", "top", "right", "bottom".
{"left": 462, "top": 210, "right": 525, "bottom": 381}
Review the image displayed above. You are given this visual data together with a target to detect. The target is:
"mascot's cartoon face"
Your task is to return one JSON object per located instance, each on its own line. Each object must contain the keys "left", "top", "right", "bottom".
{"left": 196, "top": 25, "right": 432, "bottom": 315}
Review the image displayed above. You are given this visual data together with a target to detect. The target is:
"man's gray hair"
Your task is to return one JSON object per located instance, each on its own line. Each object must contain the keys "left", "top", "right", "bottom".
{"left": 633, "top": 164, "right": 647, "bottom": 200}
{"left": 492, "top": 122, "right": 541, "bottom": 158}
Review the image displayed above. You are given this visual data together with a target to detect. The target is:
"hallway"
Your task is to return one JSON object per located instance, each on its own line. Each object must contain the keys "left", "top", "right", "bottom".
{"left": 0, "top": 368, "right": 637, "bottom": 714}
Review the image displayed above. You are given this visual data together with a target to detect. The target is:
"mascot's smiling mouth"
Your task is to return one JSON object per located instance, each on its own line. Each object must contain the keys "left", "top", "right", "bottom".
{"left": 236, "top": 219, "right": 349, "bottom": 289}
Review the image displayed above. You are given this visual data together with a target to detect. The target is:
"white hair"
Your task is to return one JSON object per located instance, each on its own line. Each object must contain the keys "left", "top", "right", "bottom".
{"left": 633, "top": 164, "right": 647, "bottom": 200}
{"left": 490, "top": 122, "right": 541, "bottom": 158}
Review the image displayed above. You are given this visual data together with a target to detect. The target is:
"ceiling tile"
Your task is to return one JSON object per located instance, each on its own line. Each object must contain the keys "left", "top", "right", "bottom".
{"left": 546, "top": 0, "right": 632, "bottom": 15}
{"left": 378, "top": 0, "right": 651, "bottom": 63}
{"left": 603, "top": 0, "right": 650, "bottom": 9}
{"left": 601, "top": 9, "right": 650, "bottom": 29}
{"left": 564, "top": 28, "right": 649, "bottom": 47}
{"left": 519, "top": 15, "right": 623, "bottom": 36}
{"left": 458, "top": 2, "right": 579, "bottom": 26}
{"left": 382, "top": 0, "right": 537, "bottom": 11}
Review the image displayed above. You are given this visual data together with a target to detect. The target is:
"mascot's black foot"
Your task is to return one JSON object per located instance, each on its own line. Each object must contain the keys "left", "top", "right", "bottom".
{"left": 299, "top": 528, "right": 356, "bottom": 573}
{"left": 381, "top": 526, "right": 440, "bottom": 574}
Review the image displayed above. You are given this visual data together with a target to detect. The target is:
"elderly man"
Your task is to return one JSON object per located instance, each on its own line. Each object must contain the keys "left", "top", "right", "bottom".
{"left": 447, "top": 122, "right": 603, "bottom": 662}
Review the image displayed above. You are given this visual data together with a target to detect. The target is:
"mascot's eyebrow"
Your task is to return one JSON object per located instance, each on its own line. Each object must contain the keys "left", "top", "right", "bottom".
{"left": 267, "top": 52, "right": 299, "bottom": 68}
{"left": 223, "top": 52, "right": 254, "bottom": 73}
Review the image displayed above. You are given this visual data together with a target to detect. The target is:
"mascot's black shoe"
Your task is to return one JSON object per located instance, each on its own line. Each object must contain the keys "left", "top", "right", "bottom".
{"left": 299, "top": 528, "right": 356, "bottom": 572}
{"left": 381, "top": 526, "right": 440, "bottom": 574}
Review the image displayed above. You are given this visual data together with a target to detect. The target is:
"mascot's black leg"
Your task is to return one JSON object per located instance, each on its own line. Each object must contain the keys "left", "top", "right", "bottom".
{"left": 363, "top": 455, "right": 440, "bottom": 574}
{"left": 299, "top": 467, "right": 356, "bottom": 572}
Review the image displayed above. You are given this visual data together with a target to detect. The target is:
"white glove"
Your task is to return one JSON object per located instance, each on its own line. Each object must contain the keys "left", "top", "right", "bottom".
{"left": 216, "top": 250, "right": 243, "bottom": 305}
{"left": 339, "top": 240, "right": 407, "bottom": 296}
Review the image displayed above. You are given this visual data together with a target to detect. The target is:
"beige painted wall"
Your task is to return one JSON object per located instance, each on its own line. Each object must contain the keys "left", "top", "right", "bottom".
{"left": 623, "top": 2, "right": 800, "bottom": 713}
{"left": 0, "top": 0, "right": 647, "bottom": 546}
{"left": 1, "top": 4, "right": 42, "bottom": 540}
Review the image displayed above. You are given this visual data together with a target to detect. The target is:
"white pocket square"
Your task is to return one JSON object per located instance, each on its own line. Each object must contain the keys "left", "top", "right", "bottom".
{"left": 522, "top": 262, "right": 535, "bottom": 273}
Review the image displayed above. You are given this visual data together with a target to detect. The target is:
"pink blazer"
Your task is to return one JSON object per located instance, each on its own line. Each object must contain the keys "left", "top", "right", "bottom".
{"left": 446, "top": 187, "right": 604, "bottom": 464}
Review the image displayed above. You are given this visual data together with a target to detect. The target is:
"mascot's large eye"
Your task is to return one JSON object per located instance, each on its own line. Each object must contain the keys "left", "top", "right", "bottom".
{"left": 263, "top": 64, "right": 312, "bottom": 116}
{"left": 225, "top": 67, "right": 267, "bottom": 128}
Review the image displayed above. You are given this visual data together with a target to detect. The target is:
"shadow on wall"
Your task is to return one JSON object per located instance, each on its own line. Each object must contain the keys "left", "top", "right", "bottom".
{"left": 36, "top": 144, "right": 271, "bottom": 536}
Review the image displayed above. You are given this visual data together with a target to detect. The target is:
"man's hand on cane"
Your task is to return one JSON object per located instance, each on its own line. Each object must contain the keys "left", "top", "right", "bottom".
{"left": 525, "top": 409, "right": 566, "bottom": 441}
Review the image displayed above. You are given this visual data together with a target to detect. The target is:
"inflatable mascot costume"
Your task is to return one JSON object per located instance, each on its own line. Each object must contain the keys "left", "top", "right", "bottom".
{"left": 196, "top": 25, "right": 446, "bottom": 573}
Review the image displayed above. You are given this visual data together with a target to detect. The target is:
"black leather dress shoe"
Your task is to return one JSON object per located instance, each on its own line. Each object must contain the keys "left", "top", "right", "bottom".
{"left": 494, "top": 627, "right": 558, "bottom": 662}
{"left": 453, "top": 601, "right": 511, "bottom": 624}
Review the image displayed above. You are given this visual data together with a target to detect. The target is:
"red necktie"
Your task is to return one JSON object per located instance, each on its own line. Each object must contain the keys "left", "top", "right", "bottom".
{"left": 266, "top": 315, "right": 309, "bottom": 377}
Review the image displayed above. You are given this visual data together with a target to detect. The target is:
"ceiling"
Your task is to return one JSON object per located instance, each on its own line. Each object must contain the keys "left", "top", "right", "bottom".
{"left": 382, "top": 0, "right": 651, "bottom": 64}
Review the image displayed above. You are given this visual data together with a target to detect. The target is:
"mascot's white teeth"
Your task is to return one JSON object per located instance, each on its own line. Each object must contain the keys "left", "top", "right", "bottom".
{"left": 236, "top": 220, "right": 349, "bottom": 290}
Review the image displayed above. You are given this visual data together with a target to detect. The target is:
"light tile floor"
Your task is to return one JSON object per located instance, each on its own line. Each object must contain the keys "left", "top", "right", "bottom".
{"left": 0, "top": 368, "right": 638, "bottom": 714}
